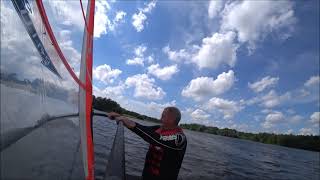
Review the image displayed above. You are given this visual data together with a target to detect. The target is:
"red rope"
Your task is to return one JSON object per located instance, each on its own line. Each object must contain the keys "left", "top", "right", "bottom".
{"left": 84, "top": 0, "right": 95, "bottom": 180}
{"left": 80, "top": 0, "right": 90, "bottom": 33}
{"left": 35, "top": 0, "right": 86, "bottom": 90}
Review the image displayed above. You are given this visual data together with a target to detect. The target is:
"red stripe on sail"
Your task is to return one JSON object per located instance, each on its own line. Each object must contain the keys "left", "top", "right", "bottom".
{"left": 85, "top": 0, "right": 95, "bottom": 179}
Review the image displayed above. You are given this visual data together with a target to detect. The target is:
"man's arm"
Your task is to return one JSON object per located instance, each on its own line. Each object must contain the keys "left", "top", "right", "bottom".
{"left": 107, "top": 113, "right": 186, "bottom": 151}
{"left": 130, "top": 122, "right": 186, "bottom": 151}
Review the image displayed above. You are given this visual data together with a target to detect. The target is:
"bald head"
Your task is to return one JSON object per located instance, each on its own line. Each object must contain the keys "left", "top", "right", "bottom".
{"left": 161, "top": 107, "right": 181, "bottom": 127}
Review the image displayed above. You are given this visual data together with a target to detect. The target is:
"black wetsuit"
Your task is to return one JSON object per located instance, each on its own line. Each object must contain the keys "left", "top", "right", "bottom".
{"left": 130, "top": 123, "right": 187, "bottom": 180}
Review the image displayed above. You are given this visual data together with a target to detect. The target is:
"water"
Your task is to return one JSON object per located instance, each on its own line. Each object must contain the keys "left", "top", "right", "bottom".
{"left": 93, "top": 115, "right": 320, "bottom": 180}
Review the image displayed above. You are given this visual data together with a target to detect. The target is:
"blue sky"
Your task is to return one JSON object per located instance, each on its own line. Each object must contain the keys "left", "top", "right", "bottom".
{"left": 90, "top": 0, "right": 320, "bottom": 135}
{"left": 3, "top": 0, "right": 318, "bottom": 135}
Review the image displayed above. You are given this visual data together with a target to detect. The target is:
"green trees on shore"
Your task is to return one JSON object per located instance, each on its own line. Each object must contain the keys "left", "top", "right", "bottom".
{"left": 93, "top": 96, "right": 320, "bottom": 152}
{"left": 180, "top": 123, "right": 320, "bottom": 152}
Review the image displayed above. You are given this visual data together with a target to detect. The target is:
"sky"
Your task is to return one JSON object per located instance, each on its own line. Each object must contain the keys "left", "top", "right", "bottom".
{"left": 2, "top": 0, "right": 319, "bottom": 135}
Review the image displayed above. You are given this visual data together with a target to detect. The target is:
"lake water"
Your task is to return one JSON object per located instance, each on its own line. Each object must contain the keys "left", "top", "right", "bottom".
{"left": 93, "top": 115, "right": 320, "bottom": 180}
{"left": 1, "top": 106, "right": 319, "bottom": 180}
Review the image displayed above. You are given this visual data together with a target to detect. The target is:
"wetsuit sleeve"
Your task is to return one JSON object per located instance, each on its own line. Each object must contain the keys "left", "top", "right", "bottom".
{"left": 130, "top": 123, "right": 186, "bottom": 151}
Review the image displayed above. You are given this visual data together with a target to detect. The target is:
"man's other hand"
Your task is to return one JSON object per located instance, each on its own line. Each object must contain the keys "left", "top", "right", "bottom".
{"left": 108, "top": 112, "right": 121, "bottom": 120}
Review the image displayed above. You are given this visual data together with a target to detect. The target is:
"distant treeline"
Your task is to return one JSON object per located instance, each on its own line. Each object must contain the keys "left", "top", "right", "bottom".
{"left": 93, "top": 96, "right": 160, "bottom": 123}
{"left": 180, "top": 123, "right": 320, "bottom": 152}
{"left": 93, "top": 96, "right": 320, "bottom": 152}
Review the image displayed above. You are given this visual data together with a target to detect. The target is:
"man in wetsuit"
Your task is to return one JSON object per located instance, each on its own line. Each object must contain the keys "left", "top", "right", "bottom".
{"left": 108, "top": 107, "right": 187, "bottom": 180}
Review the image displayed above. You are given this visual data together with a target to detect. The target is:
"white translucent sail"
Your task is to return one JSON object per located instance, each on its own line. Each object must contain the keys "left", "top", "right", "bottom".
{"left": 0, "top": 0, "right": 95, "bottom": 179}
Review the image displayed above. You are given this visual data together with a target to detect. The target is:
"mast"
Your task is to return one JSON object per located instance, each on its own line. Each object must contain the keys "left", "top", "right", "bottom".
{"left": 79, "top": 0, "right": 95, "bottom": 180}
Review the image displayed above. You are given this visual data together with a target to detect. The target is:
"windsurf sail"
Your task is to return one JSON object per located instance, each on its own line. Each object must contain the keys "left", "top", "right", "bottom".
{"left": 1, "top": 0, "right": 95, "bottom": 179}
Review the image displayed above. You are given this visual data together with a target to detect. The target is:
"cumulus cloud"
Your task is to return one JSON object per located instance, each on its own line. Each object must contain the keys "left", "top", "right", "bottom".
{"left": 247, "top": 90, "right": 290, "bottom": 108}
{"left": 126, "top": 45, "right": 153, "bottom": 66}
{"left": 132, "top": 1, "right": 156, "bottom": 32}
{"left": 93, "top": 84, "right": 125, "bottom": 99}
{"left": 304, "top": 75, "right": 320, "bottom": 87}
{"left": 93, "top": 64, "right": 122, "bottom": 84}
{"left": 208, "top": 0, "right": 223, "bottom": 19}
{"left": 162, "top": 46, "right": 192, "bottom": 63}
{"left": 163, "top": 32, "right": 238, "bottom": 69}
{"left": 262, "top": 111, "right": 285, "bottom": 129}
{"left": 125, "top": 74, "right": 165, "bottom": 100}
{"left": 298, "top": 128, "right": 314, "bottom": 135}
{"left": 94, "top": 85, "right": 174, "bottom": 119}
{"left": 94, "top": 1, "right": 127, "bottom": 38}
{"left": 310, "top": 112, "right": 320, "bottom": 125}
{"left": 220, "top": 0, "right": 296, "bottom": 50}
{"left": 192, "top": 31, "right": 238, "bottom": 69}
{"left": 190, "top": 109, "right": 211, "bottom": 120}
{"left": 205, "top": 97, "right": 243, "bottom": 120}
{"left": 248, "top": 76, "right": 279, "bottom": 93}
{"left": 163, "top": 1, "right": 297, "bottom": 70}
{"left": 182, "top": 70, "right": 235, "bottom": 101}
{"left": 126, "top": 57, "right": 144, "bottom": 66}
{"left": 132, "top": 12, "right": 147, "bottom": 32}
{"left": 124, "top": 100, "right": 175, "bottom": 119}
{"left": 94, "top": 1, "right": 111, "bottom": 37}
{"left": 289, "top": 115, "right": 303, "bottom": 124}
{"left": 114, "top": 11, "right": 126, "bottom": 22}
{"left": 147, "top": 64, "right": 179, "bottom": 80}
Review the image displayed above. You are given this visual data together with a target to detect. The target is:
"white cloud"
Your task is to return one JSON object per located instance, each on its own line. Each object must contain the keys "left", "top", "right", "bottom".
{"left": 310, "top": 112, "right": 320, "bottom": 125}
{"left": 260, "top": 90, "right": 290, "bottom": 108}
{"left": 148, "top": 100, "right": 176, "bottom": 111}
{"left": 93, "top": 85, "right": 174, "bottom": 119}
{"left": 134, "top": 45, "right": 147, "bottom": 57}
{"left": 126, "top": 57, "right": 144, "bottom": 66}
{"left": 93, "top": 64, "right": 122, "bottom": 84}
{"left": 182, "top": 70, "right": 235, "bottom": 101}
{"left": 298, "top": 128, "right": 314, "bottom": 135}
{"left": 248, "top": 76, "right": 279, "bottom": 93}
{"left": 286, "top": 129, "right": 294, "bottom": 134}
{"left": 162, "top": 46, "right": 192, "bottom": 63}
{"left": 93, "top": 84, "right": 125, "bottom": 99}
{"left": 147, "top": 64, "right": 179, "bottom": 80}
{"left": 93, "top": 1, "right": 127, "bottom": 38}
{"left": 190, "top": 109, "right": 211, "bottom": 121}
{"left": 262, "top": 111, "right": 285, "bottom": 129}
{"left": 247, "top": 90, "right": 291, "bottom": 108}
{"left": 94, "top": 1, "right": 111, "bottom": 38}
{"left": 132, "top": 12, "right": 147, "bottom": 32}
{"left": 163, "top": 32, "right": 238, "bottom": 70}
{"left": 289, "top": 115, "right": 303, "bottom": 124}
{"left": 126, "top": 45, "right": 151, "bottom": 66}
{"left": 124, "top": 100, "right": 175, "bottom": 119}
{"left": 208, "top": 0, "right": 223, "bottom": 19}
{"left": 205, "top": 97, "right": 243, "bottom": 120}
{"left": 125, "top": 74, "right": 165, "bottom": 100}
{"left": 132, "top": 1, "right": 156, "bottom": 32}
{"left": 147, "top": 55, "right": 155, "bottom": 64}
{"left": 192, "top": 31, "right": 238, "bottom": 69}
{"left": 304, "top": 75, "right": 320, "bottom": 87}
{"left": 221, "top": 0, "right": 296, "bottom": 50}
{"left": 114, "top": 11, "right": 126, "bottom": 22}
{"left": 142, "top": 0, "right": 157, "bottom": 13}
